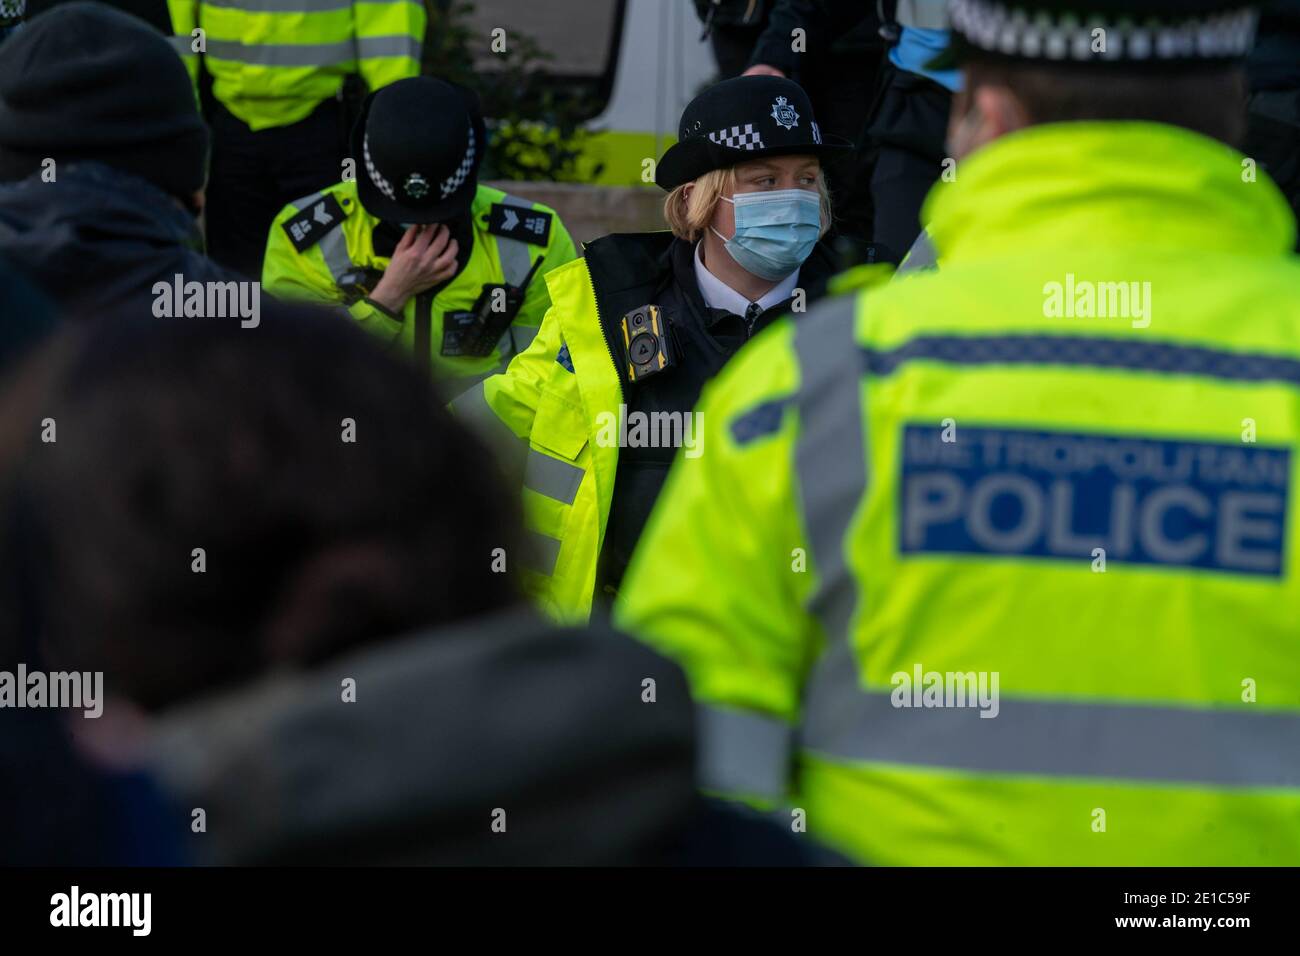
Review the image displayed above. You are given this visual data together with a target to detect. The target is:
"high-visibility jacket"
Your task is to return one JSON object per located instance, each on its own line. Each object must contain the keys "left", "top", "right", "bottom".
{"left": 454, "top": 233, "right": 844, "bottom": 623}
{"left": 452, "top": 253, "right": 642, "bottom": 623}
{"left": 166, "top": 0, "right": 424, "bottom": 130}
{"left": 616, "top": 121, "right": 1300, "bottom": 865}
{"left": 263, "top": 180, "right": 577, "bottom": 390}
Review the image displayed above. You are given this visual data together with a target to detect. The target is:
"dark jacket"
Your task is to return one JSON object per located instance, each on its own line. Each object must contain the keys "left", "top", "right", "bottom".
{"left": 0, "top": 253, "right": 55, "bottom": 372}
{"left": 588, "top": 232, "right": 847, "bottom": 593}
{"left": 748, "top": 0, "right": 884, "bottom": 81}
{"left": 1249, "top": 0, "right": 1300, "bottom": 94}
{"left": 0, "top": 161, "right": 250, "bottom": 320}
{"left": 693, "top": 0, "right": 775, "bottom": 29}
{"left": 144, "top": 607, "right": 838, "bottom": 865}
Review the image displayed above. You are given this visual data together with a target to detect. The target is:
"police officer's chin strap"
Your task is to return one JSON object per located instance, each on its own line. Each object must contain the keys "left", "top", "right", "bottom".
{"left": 446, "top": 209, "right": 476, "bottom": 276}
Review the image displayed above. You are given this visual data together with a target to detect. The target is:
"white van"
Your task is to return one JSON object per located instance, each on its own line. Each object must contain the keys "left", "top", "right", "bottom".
{"left": 462, "top": 0, "right": 717, "bottom": 185}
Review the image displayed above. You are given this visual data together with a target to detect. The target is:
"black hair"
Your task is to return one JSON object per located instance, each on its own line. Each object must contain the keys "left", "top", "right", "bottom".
{"left": 1, "top": 303, "right": 523, "bottom": 711}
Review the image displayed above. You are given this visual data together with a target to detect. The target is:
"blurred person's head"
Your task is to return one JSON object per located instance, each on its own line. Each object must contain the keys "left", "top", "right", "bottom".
{"left": 0, "top": 2, "right": 208, "bottom": 210}
{"left": 942, "top": 1, "right": 1259, "bottom": 159}
{"left": 658, "top": 75, "right": 846, "bottom": 286}
{"left": 0, "top": 305, "right": 523, "bottom": 712}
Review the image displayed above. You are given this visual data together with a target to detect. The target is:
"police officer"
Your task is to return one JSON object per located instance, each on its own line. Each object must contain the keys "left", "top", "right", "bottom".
{"left": 742, "top": 0, "right": 891, "bottom": 243}
{"left": 167, "top": 0, "right": 426, "bottom": 277}
{"left": 456, "top": 76, "right": 855, "bottom": 623}
{"left": 617, "top": 0, "right": 1300, "bottom": 865}
{"left": 863, "top": 0, "right": 959, "bottom": 263}
{"left": 263, "top": 77, "right": 577, "bottom": 390}
{"left": 693, "top": 0, "right": 776, "bottom": 80}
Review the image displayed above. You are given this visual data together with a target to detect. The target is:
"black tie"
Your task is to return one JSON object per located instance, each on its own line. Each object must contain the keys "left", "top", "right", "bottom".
{"left": 744, "top": 302, "right": 762, "bottom": 332}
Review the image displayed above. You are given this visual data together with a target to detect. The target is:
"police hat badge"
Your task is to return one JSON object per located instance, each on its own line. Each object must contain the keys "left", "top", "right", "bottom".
{"left": 770, "top": 96, "right": 799, "bottom": 130}
{"left": 403, "top": 173, "right": 430, "bottom": 200}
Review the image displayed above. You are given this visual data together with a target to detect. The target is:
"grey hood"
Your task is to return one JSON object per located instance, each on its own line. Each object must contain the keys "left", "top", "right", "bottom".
{"left": 145, "top": 608, "right": 698, "bottom": 865}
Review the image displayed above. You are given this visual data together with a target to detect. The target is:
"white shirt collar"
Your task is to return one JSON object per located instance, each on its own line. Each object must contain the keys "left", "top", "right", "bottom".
{"left": 693, "top": 241, "right": 800, "bottom": 318}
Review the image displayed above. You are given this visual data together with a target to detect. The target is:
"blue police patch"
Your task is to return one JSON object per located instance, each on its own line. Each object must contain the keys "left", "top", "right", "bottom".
{"left": 556, "top": 342, "right": 574, "bottom": 373}
{"left": 899, "top": 424, "right": 1291, "bottom": 577}
{"left": 731, "top": 396, "right": 793, "bottom": 446}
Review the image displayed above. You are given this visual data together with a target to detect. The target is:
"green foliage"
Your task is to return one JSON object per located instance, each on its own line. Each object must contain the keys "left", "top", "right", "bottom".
{"left": 422, "top": 0, "right": 606, "bottom": 182}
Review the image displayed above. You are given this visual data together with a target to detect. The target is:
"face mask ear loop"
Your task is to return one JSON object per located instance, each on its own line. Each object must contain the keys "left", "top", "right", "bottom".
{"left": 711, "top": 194, "right": 737, "bottom": 244}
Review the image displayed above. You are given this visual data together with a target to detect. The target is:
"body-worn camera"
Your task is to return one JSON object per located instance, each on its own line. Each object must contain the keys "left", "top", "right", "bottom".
{"left": 620, "top": 304, "right": 674, "bottom": 382}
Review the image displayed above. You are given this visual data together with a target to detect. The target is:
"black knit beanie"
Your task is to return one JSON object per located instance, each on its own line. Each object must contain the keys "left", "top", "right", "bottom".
{"left": 0, "top": 1, "right": 209, "bottom": 203}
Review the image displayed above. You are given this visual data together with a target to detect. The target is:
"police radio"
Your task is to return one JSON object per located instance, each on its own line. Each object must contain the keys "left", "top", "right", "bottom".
{"left": 620, "top": 304, "right": 675, "bottom": 383}
{"left": 441, "top": 255, "right": 544, "bottom": 358}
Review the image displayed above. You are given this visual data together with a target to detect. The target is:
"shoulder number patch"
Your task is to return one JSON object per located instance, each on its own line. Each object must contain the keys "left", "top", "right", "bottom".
{"left": 282, "top": 194, "right": 347, "bottom": 253}
{"left": 485, "top": 202, "right": 552, "bottom": 246}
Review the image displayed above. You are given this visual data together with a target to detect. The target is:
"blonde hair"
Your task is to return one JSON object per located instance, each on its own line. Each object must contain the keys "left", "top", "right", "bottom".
{"left": 663, "top": 164, "right": 832, "bottom": 242}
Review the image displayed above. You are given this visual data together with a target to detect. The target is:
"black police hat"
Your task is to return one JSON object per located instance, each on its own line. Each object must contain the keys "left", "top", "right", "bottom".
{"left": 930, "top": 0, "right": 1260, "bottom": 70}
{"left": 655, "top": 75, "right": 852, "bottom": 191}
{"left": 351, "top": 77, "right": 487, "bottom": 224}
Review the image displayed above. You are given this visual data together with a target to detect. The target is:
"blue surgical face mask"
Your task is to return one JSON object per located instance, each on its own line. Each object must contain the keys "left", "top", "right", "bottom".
{"left": 712, "top": 188, "right": 821, "bottom": 281}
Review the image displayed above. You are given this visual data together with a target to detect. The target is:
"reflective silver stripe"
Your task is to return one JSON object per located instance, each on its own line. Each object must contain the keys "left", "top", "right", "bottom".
{"left": 205, "top": 36, "right": 418, "bottom": 67}
{"left": 496, "top": 194, "right": 536, "bottom": 288}
{"left": 525, "top": 449, "right": 583, "bottom": 505}
{"left": 318, "top": 227, "right": 352, "bottom": 285}
{"left": 793, "top": 295, "right": 865, "bottom": 645}
{"left": 802, "top": 692, "right": 1300, "bottom": 788}
{"left": 523, "top": 529, "right": 562, "bottom": 576}
{"left": 444, "top": 366, "right": 507, "bottom": 400}
{"left": 894, "top": 0, "right": 951, "bottom": 30}
{"left": 200, "top": 0, "right": 350, "bottom": 10}
{"left": 792, "top": 294, "right": 872, "bottom": 750}
{"left": 287, "top": 190, "right": 352, "bottom": 283}
{"left": 896, "top": 229, "right": 938, "bottom": 276}
{"left": 355, "top": 35, "right": 421, "bottom": 61}
{"left": 511, "top": 324, "right": 540, "bottom": 355}
{"left": 450, "top": 383, "right": 528, "bottom": 479}
{"left": 205, "top": 38, "right": 356, "bottom": 66}
{"left": 201, "top": 0, "right": 416, "bottom": 11}
{"left": 697, "top": 705, "right": 793, "bottom": 799}
{"left": 287, "top": 189, "right": 327, "bottom": 210}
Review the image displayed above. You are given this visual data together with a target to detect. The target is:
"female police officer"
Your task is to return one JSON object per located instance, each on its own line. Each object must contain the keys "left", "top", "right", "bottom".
{"left": 456, "top": 76, "right": 851, "bottom": 622}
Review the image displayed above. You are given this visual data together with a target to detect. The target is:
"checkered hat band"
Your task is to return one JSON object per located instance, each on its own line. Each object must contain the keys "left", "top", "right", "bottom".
{"left": 363, "top": 133, "right": 396, "bottom": 202}
{"left": 949, "top": 0, "right": 1259, "bottom": 61}
{"left": 707, "top": 124, "right": 766, "bottom": 150}
{"left": 0, "top": 0, "right": 22, "bottom": 19}
{"left": 440, "top": 125, "right": 476, "bottom": 200}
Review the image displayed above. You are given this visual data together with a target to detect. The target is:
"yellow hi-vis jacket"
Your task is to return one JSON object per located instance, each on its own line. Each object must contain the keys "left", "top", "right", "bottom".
{"left": 263, "top": 180, "right": 577, "bottom": 391}
{"left": 617, "top": 122, "right": 1300, "bottom": 865}
{"left": 166, "top": 0, "right": 424, "bottom": 130}
{"left": 452, "top": 255, "right": 621, "bottom": 623}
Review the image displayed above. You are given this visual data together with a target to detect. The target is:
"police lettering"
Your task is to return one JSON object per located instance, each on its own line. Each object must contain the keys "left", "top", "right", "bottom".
{"left": 899, "top": 425, "right": 1290, "bottom": 576}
